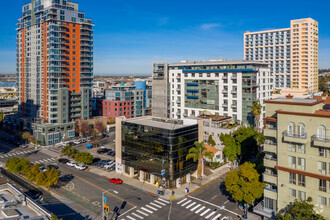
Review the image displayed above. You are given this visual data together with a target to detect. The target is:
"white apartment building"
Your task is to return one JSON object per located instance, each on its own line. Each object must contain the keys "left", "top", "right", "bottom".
{"left": 244, "top": 18, "right": 318, "bottom": 92}
{"left": 152, "top": 59, "right": 273, "bottom": 129}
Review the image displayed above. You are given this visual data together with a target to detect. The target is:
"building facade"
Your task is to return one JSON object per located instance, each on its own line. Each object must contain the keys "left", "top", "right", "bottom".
{"left": 254, "top": 95, "right": 330, "bottom": 219}
{"left": 17, "top": 0, "right": 93, "bottom": 145}
{"left": 244, "top": 18, "right": 319, "bottom": 92}
{"left": 152, "top": 59, "right": 273, "bottom": 129}
{"left": 115, "top": 116, "right": 203, "bottom": 188}
{"left": 102, "top": 82, "right": 152, "bottom": 122}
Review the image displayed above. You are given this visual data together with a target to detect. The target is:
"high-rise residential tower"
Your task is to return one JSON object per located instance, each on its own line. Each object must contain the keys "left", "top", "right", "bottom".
{"left": 17, "top": 0, "right": 93, "bottom": 145}
{"left": 244, "top": 18, "right": 318, "bottom": 93}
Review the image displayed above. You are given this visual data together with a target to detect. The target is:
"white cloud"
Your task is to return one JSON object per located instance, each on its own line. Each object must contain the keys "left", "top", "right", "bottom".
{"left": 200, "top": 23, "right": 221, "bottom": 30}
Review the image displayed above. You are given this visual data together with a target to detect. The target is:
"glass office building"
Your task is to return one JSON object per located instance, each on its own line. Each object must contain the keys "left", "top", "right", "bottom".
{"left": 116, "top": 117, "right": 201, "bottom": 188}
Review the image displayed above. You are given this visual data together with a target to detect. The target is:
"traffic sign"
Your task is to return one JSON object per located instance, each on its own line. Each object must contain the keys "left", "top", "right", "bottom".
{"left": 170, "top": 196, "right": 175, "bottom": 200}
{"left": 161, "top": 169, "right": 165, "bottom": 176}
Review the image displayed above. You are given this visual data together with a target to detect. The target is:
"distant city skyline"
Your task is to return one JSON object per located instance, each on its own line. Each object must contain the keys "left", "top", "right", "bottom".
{"left": 0, "top": 0, "right": 329, "bottom": 75}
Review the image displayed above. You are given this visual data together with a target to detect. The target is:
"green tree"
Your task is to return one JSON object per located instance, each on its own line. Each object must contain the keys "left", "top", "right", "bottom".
{"left": 6, "top": 158, "right": 30, "bottom": 174}
{"left": 208, "top": 135, "right": 216, "bottom": 146}
{"left": 277, "top": 197, "right": 325, "bottom": 220}
{"left": 220, "top": 133, "right": 240, "bottom": 163}
{"left": 74, "top": 152, "right": 94, "bottom": 164}
{"left": 319, "top": 76, "right": 330, "bottom": 93}
{"left": 22, "top": 131, "right": 31, "bottom": 144}
{"left": 225, "top": 162, "right": 265, "bottom": 205}
{"left": 24, "top": 164, "right": 40, "bottom": 182}
{"left": 186, "top": 141, "right": 214, "bottom": 177}
{"left": 95, "top": 120, "right": 106, "bottom": 134}
{"left": 51, "top": 214, "right": 63, "bottom": 220}
{"left": 36, "top": 168, "right": 60, "bottom": 187}
{"left": 251, "top": 101, "right": 262, "bottom": 130}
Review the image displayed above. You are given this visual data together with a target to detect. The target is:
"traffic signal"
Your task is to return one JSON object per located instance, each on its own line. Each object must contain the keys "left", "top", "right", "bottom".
{"left": 121, "top": 201, "right": 127, "bottom": 210}
{"left": 104, "top": 205, "right": 109, "bottom": 213}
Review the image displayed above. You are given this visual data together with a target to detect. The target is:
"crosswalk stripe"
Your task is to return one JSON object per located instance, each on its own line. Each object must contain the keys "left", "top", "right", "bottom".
{"left": 3, "top": 155, "right": 8, "bottom": 157}
{"left": 205, "top": 211, "right": 216, "bottom": 219}
{"left": 200, "top": 208, "right": 211, "bottom": 216}
{"left": 190, "top": 204, "right": 201, "bottom": 211}
{"left": 177, "top": 198, "right": 187, "bottom": 205}
{"left": 126, "top": 216, "right": 136, "bottom": 220}
{"left": 0, "top": 156, "right": 3, "bottom": 158}
{"left": 185, "top": 202, "right": 196, "bottom": 209}
{"left": 131, "top": 213, "right": 143, "bottom": 219}
{"left": 158, "top": 198, "right": 170, "bottom": 204}
{"left": 141, "top": 207, "right": 153, "bottom": 214}
{"left": 7, "top": 154, "right": 12, "bottom": 157}
{"left": 181, "top": 200, "right": 192, "bottom": 207}
{"left": 195, "top": 206, "right": 205, "bottom": 214}
{"left": 212, "top": 214, "right": 221, "bottom": 220}
{"left": 154, "top": 200, "right": 166, "bottom": 206}
{"left": 136, "top": 210, "right": 148, "bottom": 216}
{"left": 145, "top": 205, "right": 157, "bottom": 211}
{"left": 149, "top": 202, "right": 162, "bottom": 208}
{"left": 11, "top": 153, "right": 17, "bottom": 155}
{"left": 221, "top": 217, "right": 227, "bottom": 220}
{"left": 50, "top": 158, "right": 55, "bottom": 160}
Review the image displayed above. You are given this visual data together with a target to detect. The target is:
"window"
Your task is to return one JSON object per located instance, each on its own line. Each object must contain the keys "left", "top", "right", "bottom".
{"left": 298, "top": 191, "right": 306, "bottom": 200}
{"left": 289, "top": 156, "right": 296, "bottom": 169}
{"left": 319, "top": 179, "right": 326, "bottom": 192}
{"left": 318, "top": 161, "right": 326, "bottom": 174}
{"left": 288, "top": 122, "right": 295, "bottom": 135}
{"left": 297, "top": 158, "right": 305, "bottom": 170}
{"left": 289, "top": 143, "right": 296, "bottom": 152}
{"left": 289, "top": 188, "right": 296, "bottom": 197}
{"left": 289, "top": 172, "right": 296, "bottom": 184}
{"left": 297, "top": 123, "right": 305, "bottom": 137}
{"left": 318, "top": 196, "right": 327, "bottom": 206}
{"left": 298, "top": 174, "right": 305, "bottom": 187}
{"left": 264, "top": 197, "right": 276, "bottom": 211}
{"left": 319, "top": 148, "right": 327, "bottom": 157}
{"left": 317, "top": 125, "right": 326, "bottom": 139}
{"left": 297, "top": 144, "right": 305, "bottom": 154}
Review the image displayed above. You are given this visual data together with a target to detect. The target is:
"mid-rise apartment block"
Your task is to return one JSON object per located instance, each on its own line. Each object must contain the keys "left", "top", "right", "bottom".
{"left": 254, "top": 95, "right": 330, "bottom": 219}
{"left": 152, "top": 59, "right": 273, "bottom": 128}
{"left": 17, "top": 0, "right": 93, "bottom": 145}
{"left": 244, "top": 18, "right": 318, "bottom": 92}
{"left": 102, "top": 81, "right": 152, "bottom": 122}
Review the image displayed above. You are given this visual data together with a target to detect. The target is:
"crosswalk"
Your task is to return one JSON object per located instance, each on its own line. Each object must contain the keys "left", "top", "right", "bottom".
{"left": 0, "top": 150, "right": 37, "bottom": 158}
{"left": 120, "top": 198, "right": 169, "bottom": 220}
{"left": 177, "top": 198, "right": 231, "bottom": 220}
{"left": 33, "top": 157, "right": 56, "bottom": 164}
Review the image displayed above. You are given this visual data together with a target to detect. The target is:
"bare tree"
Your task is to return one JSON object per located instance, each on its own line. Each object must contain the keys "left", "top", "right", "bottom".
{"left": 95, "top": 120, "right": 106, "bottom": 134}
{"left": 75, "top": 119, "right": 81, "bottom": 136}
{"left": 80, "top": 121, "right": 90, "bottom": 137}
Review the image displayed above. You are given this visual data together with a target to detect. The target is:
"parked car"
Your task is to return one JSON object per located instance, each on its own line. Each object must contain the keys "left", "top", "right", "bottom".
{"left": 74, "top": 163, "right": 87, "bottom": 170}
{"left": 66, "top": 160, "right": 77, "bottom": 167}
{"left": 97, "top": 148, "right": 108, "bottom": 154}
{"left": 86, "top": 137, "right": 91, "bottom": 142}
{"left": 109, "top": 178, "right": 123, "bottom": 184}
{"left": 104, "top": 161, "right": 115, "bottom": 170}
{"left": 109, "top": 151, "right": 115, "bottom": 157}
{"left": 58, "top": 158, "right": 69, "bottom": 164}
{"left": 25, "top": 190, "right": 43, "bottom": 202}
{"left": 98, "top": 160, "right": 110, "bottom": 168}
{"left": 39, "top": 166, "right": 47, "bottom": 172}
{"left": 91, "top": 157, "right": 101, "bottom": 165}
{"left": 73, "top": 140, "right": 81, "bottom": 145}
{"left": 20, "top": 144, "right": 28, "bottom": 148}
{"left": 96, "top": 160, "right": 106, "bottom": 167}
{"left": 106, "top": 149, "right": 114, "bottom": 155}
{"left": 105, "top": 164, "right": 115, "bottom": 171}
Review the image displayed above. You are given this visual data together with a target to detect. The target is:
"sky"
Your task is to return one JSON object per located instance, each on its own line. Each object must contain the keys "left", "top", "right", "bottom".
{"left": 0, "top": 0, "right": 330, "bottom": 75}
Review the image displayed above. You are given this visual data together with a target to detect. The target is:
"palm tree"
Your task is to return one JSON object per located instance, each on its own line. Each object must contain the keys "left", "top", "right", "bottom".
{"left": 186, "top": 141, "right": 214, "bottom": 177}
{"left": 251, "top": 101, "right": 262, "bottom": 131}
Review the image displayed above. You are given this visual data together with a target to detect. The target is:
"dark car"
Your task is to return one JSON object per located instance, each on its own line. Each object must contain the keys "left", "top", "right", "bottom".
{"left": 96, "top": 160, "right": 106, "bottom": 167}
{"left": 97, "top": 148, "right": 108, "bottom": 154}
{"left": 106, "top": 149, "right": 114, "bottom": 155}
{"left": 91, "top": 157, "right": 101, "bottom": 165}
{"left": 99, "top": 160, "right": 110, "bottom": 168}
{"left": 47, "top": 164, "right": 59, "bottom": 170}
{"left": 26, "top": 190, "right": 43, "bottom": 202}
{"left": 109, "top": 151, "right": 115, "bottom": 157}
{"left": 58, "top": 158, "right": 69, "bottom": 164}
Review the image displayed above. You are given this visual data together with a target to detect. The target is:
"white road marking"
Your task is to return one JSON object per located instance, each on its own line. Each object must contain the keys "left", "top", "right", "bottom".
{"left": 190, "top": 204, "right": 201, "bottom": 211}
{"left": 145, "top": 205, "right": 157, "bottom": 211}
{"left": 181, "top": 200, "right": 192, "bottom": 207}
{"left": 136, "top": 210, "right": 148, "bottom": 216}
{"left": 3, "top": 155, "right": 8, "bottom": 157}
{"left": 119, "top": 207, "right": 137, "bottom": 217}
{"left": 221, "top": 217, "right": 228, "bottom": 220}
{"left": 158, "top": 198, "right": 170, "bottom": 204}
{"left": 0, "top": 156, "right": 3, "bottom": 158}
{"left": 212, "top": 214, "right": 221, "bottom": 220}
{"left": 200, "top": 208, "right": 211, "bottom": 216}
{"left": 224, "top": 200, "right": 229, "bottom": 204}
{"left": 205, "top": 211, "right": 216, "bottom": 219}
{"left": 195, "top": 206, "right": 205, "bottom": 214}
{"left": 131, "top": 213, "right": 143, "bottom": 219}
{"left": 149, "top": 202, "right": 162, "bottom": 208}
{"left": 154, "top": 200, "right": 166, "bottom": 206}
{"left": 211, "top": 195, "right": 217, "bottom": 200}
{"left": 141, "top": 207, "right": 153, "bottom": 214}
{"left": 11, "top": 153, "right": 17, "bottom": 155}
{"left": 126, "top": 216, "right": 136, "bottom": 220}
{"left": 185, "top": 202, "right": 196, "bottom": 209}
{"left": 177, "top": 198, "right": 187, "bottom": 204}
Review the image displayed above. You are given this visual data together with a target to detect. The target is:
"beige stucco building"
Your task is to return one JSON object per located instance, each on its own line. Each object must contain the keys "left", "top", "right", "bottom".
{"left": 244, "top": 18, "right": 318, "bottom": 93}
{"left": 254, "top": 95, "right": 330, "bottom": 219}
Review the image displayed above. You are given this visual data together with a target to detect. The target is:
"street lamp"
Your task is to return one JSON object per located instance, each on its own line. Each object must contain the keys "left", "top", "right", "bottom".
{"left": 150, "top": 158, "right": 165, "bottom": 194}
{"left": 102, "top": 188, "right": 119, "bottom": 220}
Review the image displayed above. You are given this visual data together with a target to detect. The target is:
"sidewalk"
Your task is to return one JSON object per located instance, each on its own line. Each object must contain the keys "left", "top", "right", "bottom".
{"left": 88, "top": 165, "right": 230, "bottom": 200}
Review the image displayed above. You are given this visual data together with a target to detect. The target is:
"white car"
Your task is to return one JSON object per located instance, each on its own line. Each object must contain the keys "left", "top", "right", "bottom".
{"left": 86, "top": 137, "right": 91, "bottom": 142}
{"left": 66, "top": 160, "right": 77, "bottom": 167}
{"left": 73, "top": 140, "right": 81, "bottom": 145}
{"left": 104, "top": 161, "right": 115, "bottom": 170}
{"left": 74, "top": 163, "right": 87, "bottom": 170}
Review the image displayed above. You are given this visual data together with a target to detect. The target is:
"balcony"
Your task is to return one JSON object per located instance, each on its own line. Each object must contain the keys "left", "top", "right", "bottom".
{"left": 253, "top": 200, "right": 276, "bottom": 218}
{"left": 222, "top": 90, "right": 228, "bottom": 94}
{"left": 312, "top": 135, "right": 330, "bottom": 148}
{"left": 263, "top": 142, "right": 276, "bottom": 153}
{"left": 264, "top": 127, "right": 277, "bottom": 137}
{"left": 283, "top": 131, "right": 307, "bottom": 144}
{"left": 264, "top": 157, "right": 277, "bottom": 168}
{"left": 263, "top": 172, "right": 277, "bottom": 184}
